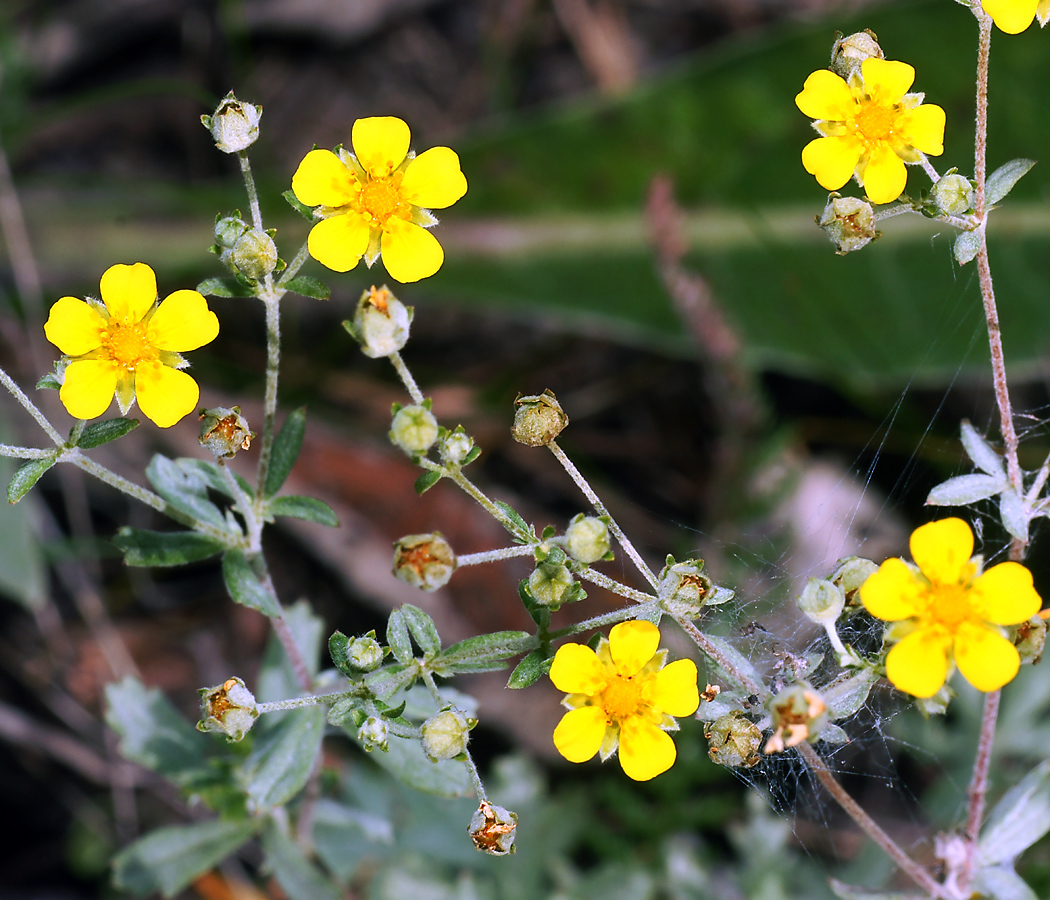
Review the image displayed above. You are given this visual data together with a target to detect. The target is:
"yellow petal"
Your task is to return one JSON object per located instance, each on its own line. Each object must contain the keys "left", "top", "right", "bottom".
{"left": 60, "top": 359, "right": 120, "bottom": 420}
{"left": 135, "top": 361, "right": 199, "bottom": 428}
{"left": 100, "top": 263, "right": 157, "bottom": 324}
{"left": 795, "top": 69, "right": 853, "bottom": 121}
{"left": 549, "top": 642, "right": 607, "bottom": 695}
{"left": 352, "top": 117, "right": 411, "bottom": 179}
{"left": 909, "top": 518, "right": 973, "bottom": 585}
{"left": 650, "top": 659, "right": 699, "bottom": 717}
{"left": 954, "top": 621, "right": 1020, "bottom": 692}
{"left": 292, "top": 149, "right": 358, "bottom": 208}
{"left": 885, "top": 626, "right": 952, "bottom": 698}
{"left": 801, "top": 136, "right": 861, "bottom": 191}
{"left": 44, "top": 297, "right": 106, "bottom": 356}
{"left": 307, "top": 213, "right": 371, "bottom": 273}
{"left": 553, "top": 706, "right": 607, "bottom": 763}
{"left": 380, "top": 218, "right": 444, "bottom": 283}
{"left": 972, "top": 562, "right": 1042, "bottom": 625}
{"left": 982, "top": 0, "right": 1038, "bottom": 33}
{"left": 860, "top": 58, "right": 915, "bottom": 104}
{"left": 860, "top": 143, "right": 908, "bottom": 204}
{"left": 1038, "top": 0, "right": 1050, "bottom": 26}
{"left": 401, "top": 147, "right": 468, "bottom": 209}
{"left": 608, "top": 620, "right": 660, "bottom": 677}
{"left": 618, "top": 717, "right": 676, "bottom": 781}
{"left": 860, "top": 558, "right": 924, "bottom": 621}
{"left": 149, "top": 290, "right": 220, "bottom": 352}
{"left": 901, "top": 104, "right": 946, "bottom": 156}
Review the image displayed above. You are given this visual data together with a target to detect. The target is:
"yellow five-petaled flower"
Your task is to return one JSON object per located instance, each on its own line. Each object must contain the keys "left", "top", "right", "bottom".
{"left": 550, "top": 620, "right": 699, "bottom": 781}
{"left": 44, "top": 263, "right": 219, "bottom": 428}
{"left": 982, "top": 0, "right": 1050, "bottom": 33}
{"left": 795, "top": 57, "right": 945, "bottom": 205}
{"left": 291, "top": 116, "right": 467, "bottom": 284}
{"left": 860, "top": 518, "right": 1042, "bottom": 699}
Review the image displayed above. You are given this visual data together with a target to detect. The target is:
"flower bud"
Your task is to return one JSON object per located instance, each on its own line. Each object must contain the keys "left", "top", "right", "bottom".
{"left": 440, "top": 427, "right": 475, "bottom": 466}
{"left": 830, "top": 30, "right": 883, "bottom": 79}
{"left": 658, "top": 557, "right": 714, "bottom": 619}
{"left": 565, "top": 514, "right": 611, "bottom": 565}
{"left": 199, "top": 406, "right": 254, "bottom": 459}
{"left": 1011, "top": 615, "right": 1046, "bottom": 666}
{"left": 511, "top": 390, "right": 568, "bottom": 447}
{"left": 797, "top": 578, "right": 845, "bottom": 625}
{"left": 705, "top": 711, "right": 762, "bottom": 768}
{"left": 764, "top": 684, "right": 828, "bottom": 754}
{"left": 469, "top": 800, "right": 518, "bottom": 856}
{"left": 357, "top": 716, "right": 389, "bottom": 752}
{"left": 389, "top": 403, "right": 439, "bottom": 456}
{"left": 197, "top": 676, "right": 258, "bottom": 741}
{"left": 930, "top": 173, "right": 975, "bottom": 217}
{"left": 201, "top": 92, "right": 262, "bottom": 154}
{"left": 831, "top": 556, "right": 878, "bottom": 607}
{"left": 818, "top": 195, "right": 879, "bottom": 253}
{"left": 347, "top": 633, "right": 385, "bottom": 671}
{"left": 528, "top": 562, "right": 576, "bottom": 608}
{"left": 214, "top": 214, "right": 250, "bottom": 250}
{"left": 420, "top": 708, "right": 474, "bottom": 761}
{"left": 393, "top": 533, "right": 457, "bottom": 592}
{"left": 230, "top": 229, "right": 278, "bottom": 280}
{"left": 345, "top": 285, "right": 413, "bottom": 359}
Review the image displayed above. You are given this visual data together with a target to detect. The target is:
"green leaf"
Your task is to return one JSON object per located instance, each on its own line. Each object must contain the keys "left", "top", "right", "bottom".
{"left": 386, "top": 607, "right": 414, "bottom": 664}
{"left": 245, "top": 706, "right": 326, "bottom": 809}
{"left": 177, "top": 458, "right": 254, "bottom": 501}
{"left": 36, "top": 372, "right": 61, "bottom": 391}
{"left": 926, "top": 473, "right": 1006, "bottom": 506}
{"left": 103, "top": 676, "right": 206, "bottom": 784}
{"left": 261, "top": 822, "right": 343, "bottom": 900}
{"left": 112, "top": 528, "right": 225, "bottom": 566}
{"left": 979, "top": 759, "right": 1050, "bottom": 865}
{"left": 400, "top": 604, "right": 441, "bottom": 658}
{"left": 268, "top": 495, "right": 338, "bottom": 527}
{"left": 493, "top": 500, "right": 534, "bottom": 542}
{"left": 283, "top": 275, "right": 330, "bottom": 301}
{"left": 313, "top": 798, "right": 394, "bottom": 882}
{"left": 431, "top": 630, "right": 536, "bottom": 677}
{"left": 7, "top": 456, "right": 56, "bottom": 503}
{"left": 700, "top": 633, "right": 763, "bottom": 694}
{"left": 414, "top": 470, "right": 442, "bottom": 495}
{"left": 364, "top": 662, "right": 419, "bottom": 700}
{"left": 0, "top": 454, "right": 46, "bottom": 607}
{"left": 112, "top": 819, "right": 261, "bottom": 898}
{"left": 264, "top": 407, "right": 307, "bottom": 497}
{"left": 146, "top": 455, "right": 228, "bottom": 530}
{"left": 196, "top": 276, "right": 256, "bottom": 298}
{"left": 222, "top": 550, "right": 281, "bottom": 617}
{"left": 328, "top": 630, "right": 354, "bottom": 678}
{"left": 76, "top": 417, "right": 140, "bottom": 448}
{"left": 343, "top": 721, "right": 473, "bottom": 798}
{"left": 961, "top": 420, "right": 1006, "bottom": 478}
{"left": 954, "top": 229, "right": 980, "bottom": 266}
{"left": 986, "top": 158, "right": 1037, "bottom": 206}
{"left": 508, "top": 647, "right": 553, "bottom": 689}
{"left": 282, "top": 189, "right": 315, "bottom": 221}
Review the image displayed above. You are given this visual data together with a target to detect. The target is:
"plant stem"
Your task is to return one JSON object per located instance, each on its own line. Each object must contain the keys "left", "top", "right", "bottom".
{"left": 463, "top": 749, "right": 488, "bottom": 802}
{"left": 456, "top": 546, "right": 535, "bottom": 567}
{"left": 960, "top": 689, "right": 1001, "bottom": 894}
{"left": 389, "top": 351, "right": 425, "bottom": 405}
{"left": 548, "top": 600, "right": 662, "bottom": 640}
{"left": 674, "top": 617, "right": 768, "bottom": 700}
{"left": 219, "top": 463, "right": 262, "bottom": 553}
{"left": 547, "top": 440, "right": 659, "bottom": 590}
{"left": 269, "top": 602, "right": 314, "bottom": 692}
{"left": 256, "top": 688, "right": 356, "bottom": 714}
{"left": 573, "top": 565, "right": 655, "bottom": 605}
{"left": 254, "top": 295, "right": 282, "bottom": 503}
{"left": 0, "top": 365, "right": 64, "bottom": 445}
{"left": 797, "top": 742, "right": 948, "bottom": 899}
{"left": 0, "top": 444, "right": 54, "bottom": 459}
{"left": 274, "top": 241, "right": 312, "bottom": 293}
{"left": 238, "top": 152, "right": 264, "bottom": 232}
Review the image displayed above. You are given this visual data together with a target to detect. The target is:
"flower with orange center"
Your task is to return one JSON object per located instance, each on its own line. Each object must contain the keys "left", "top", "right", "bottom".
{"left": 549, "top": 620, "right": 699, "bottom": 781}
{"left": 44, "top": 263, "right": 219, "bottom": 428}
{"left": 291, "top": 116, "right": 467, "bottom": 283}
{"left": 795, "top": 57, "right": 945, "bottom": 205}
{"left": 860, "top": 518, "right": 1042, "bottom": 698}
{"left": 982, "top": 0, "right": 1050, "bottom": 33}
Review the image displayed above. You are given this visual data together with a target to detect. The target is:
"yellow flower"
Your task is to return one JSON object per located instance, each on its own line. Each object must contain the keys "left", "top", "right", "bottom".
{"left": 44, "top": 263, "right": 219, "bottom": 428}
{"left": 982, "top": 0, "right": 1050, "bottom": 33}
{"left": 549, "top": 620, "right": 699, "bottom": 781}
{"left": 795, "top": 57, "right": 945, "bottom": 204}
{"left": 291, "top": 116, "right": 467, "bottom": 284}
{"left": 860, "top": 518, "right": 1042, "bottom": 699}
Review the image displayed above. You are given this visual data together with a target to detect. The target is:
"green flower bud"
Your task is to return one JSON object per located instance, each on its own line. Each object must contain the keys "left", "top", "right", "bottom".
{"left": 201, "top": 92, "right": 262, "bottom": 154}
{"left": 797, "top": 577, "right": 846, "bottom": 625}
{"left": 818, "top": 195, "right": 878, "bottom": 254}
{"left": 930, "top": 173, "right": 975, "bottom": 217}
{"left": 357, "top": 716, "right": 389, "bottom": 752}
{"left": 196, "top": 676, "right": 258, "bottom": 741}
{"left": 214, "top": 214, "right": 250, "bottom": 249}
{"left": 347, "top": 633, "right": 385, "bottom": 671}
{"left": 830, "top": 30, "right": 883, "bottom": 79}
{"left": 420, "top": 708, "right": 474, "bottom": 761}
{"left": 345, "top": 285, "right": 413, "bottom": 359}
{"left": 389, "top": 404, "right": 439, "bottom": 456}
{"left": 528, "top": 562, "right": 576, "bottom": 608}
{"left": 565, "top": 514, "right": 611, "bottom": 565}
{"left": 198, "top": 406, "right": 254, "bottom": 460}
{"left": 469, "top": 800, "right": 518, "bottom": 856}
{"left": 230, "top": 229, "right": 278, "bottom": 280}
{"left": 1011, "top": 614, "right": 1046, "bottom": 666}
{"left": 393, "top": 533, "right": 457, "bottom": 592}
{"left": 658, "top": 557, "right": 714, "bottom": 619}
{"left": 705, "top": 711, "right": 761, "bottom": 768}
{"left": 511, "top": 390, "right": 568, "bottom": 447}
{"left": 440, "top": 428, "right": 475, "bottom": 466}
{"left": 764, "top": 684, "right": 828, "bottom": 754}
{"left": 831, "top": 556, "right": 879, "bottom": 607}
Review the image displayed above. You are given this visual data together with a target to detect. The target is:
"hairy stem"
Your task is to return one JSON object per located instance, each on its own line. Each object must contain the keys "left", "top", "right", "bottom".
{"left": 0, "top": 444, "right": 55, "bottom": 459}
{"left": 960, "top": 689, "right": 1001, "bottom": 894}
{"left": 238, "top": 152, "right": 264, "bottom": 232}
{"left": 674, "top": 617, "right": 768, "bottom": 700}
{"left": 254, "top": 296, "right": 282, "bottom": 502}
{"left": 389, "top": 351, "right": 426, "bottom": 405}
{"left": 256, "top": 688, "right": 356, "bottom": 714}
{"left": 0, "top": 365, "right": 64, "bottom": 445}
{"left": 456, "top": 545, "right": 536, "bottom": 567}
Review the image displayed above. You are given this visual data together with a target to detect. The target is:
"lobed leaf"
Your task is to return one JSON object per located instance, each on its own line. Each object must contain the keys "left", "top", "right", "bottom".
{"left": 400, "top": 604, "right": 441, "bottom": 658}
{"left": 431, "top": 630, "right": 536, "bottom": 677}
{"left": 196, "top": 276, "right": 256, "bottom": 298}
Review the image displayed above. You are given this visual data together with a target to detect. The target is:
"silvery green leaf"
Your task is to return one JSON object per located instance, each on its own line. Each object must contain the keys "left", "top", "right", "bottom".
{"left": 820, "top": 723, "right": 848, "bottom": 744}
{"left": 261, "top": 821, "right": 343, "bottom": 900}
{"left": 825, "top": 669, "right": 878, "bottom": 720}
{"left": 828, "top": 880, "right": 924, "bottom": 900}
{"left": 926, "top": 473, "right": 1007, "bottom": 506}
{"left": 264, "top": 407, "right": 307, "bottom": 498}
{"left": 978, "top": 759, "right": 1050, "bottom": 865}
{"left": 704, "top": 585, "right": 735, "bottom": 606}
{"left": 313, "top": 799, "right": 395, "bottom": 883}
{"left": 177, "top": 458, "right": 253, "bottom": 500}
{"left": 386, "top": 608, "right": 413, "bottom": 664}
{"left": 7, "top": 456, "right": 56, "bottom": 503}
{"left": 961, "top": 420, "right": 1006, "bottom": 477}
{"left": 431, "top": 630, "right": 535, "bottom": 676}
{"left": 283, "top": 275, "right": 330, "bottom": 301}
{"left": 954, "top": 229, "right": 981, "bottom": 265}
{"left": 986, "top": 158, "right": 1037, "bottom": 206}
{"left": 507, "top": 648, "right": 553, "bottom": 689}
{"left": 245, "top": 706, "right": 325, "bottom": 809}
{"left": 695, "top": 690, "right": 751, "bottom": 722}
{"left": 701, "top": 634, "right": 763, "bottom": 693}
{"left": 999, "top": 489, "right": 1029, "bottom": 542}
{"left": 223, "top": 550, "right": 281, "bottom": 617}
{"left": 343, "top": 721, "right": 472, "bottom": 798}
{"left": 268, "top": 495, "right": 339, "bottom": 527}
{"left": 400, "top": 604, "right": 441, "bottom": 658}
{"left": 146, "top": 455, "right": 228, "bottom": 530}
{"left": 364, "top": 662, "right": 419, "bottom": 700}
{"left": 76, "top": 416, "right": 140, "bottom": 448}
{"left": 971, "top": 865, "right": 1039, "bottom": 900}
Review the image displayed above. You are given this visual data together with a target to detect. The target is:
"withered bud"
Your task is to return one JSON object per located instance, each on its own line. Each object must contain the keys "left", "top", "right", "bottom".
{"left": 393, "top": 532, "right": 457, "bottom": 592}
{"left": 197, "top": 676, "right": 258, "bottom": 741}
{"left": 199, "top": 406, "right": 254, "bottom": 459}
{"left": 764, "top": 684, "right": 828, "bottom": 754}
{"left": 830, "top": 30, "right": 883, "bottom": 79}
{"left": 469, "top": 800, "right": 518, "bottom": 856}
{"left": 658, "top": 557, "right": 715, "bottom": 619}
{"left": 344, "top": 285, "right": 413, "bottom": 359}
{"left": 1012, "top": 614, "right": 1047, "bottom": 666}
{"left": 511, "top": 390, "right": 568, "bottom": 447}
{"left": 705, "top": 711, "right": 762, "bottom": 768}
{"left": 818, "top": 194, "right": 879, "bottom": 254}
{"left": 201, "top": 91, "right": 262, "bottom": 154}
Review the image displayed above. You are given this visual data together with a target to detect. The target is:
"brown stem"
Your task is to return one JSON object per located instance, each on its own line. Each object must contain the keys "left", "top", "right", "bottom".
{"left": 959, "top": 689, "right": 1000, "bottom": 893}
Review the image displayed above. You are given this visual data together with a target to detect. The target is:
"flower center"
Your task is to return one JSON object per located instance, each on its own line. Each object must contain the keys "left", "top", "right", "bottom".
{"left": 358, "top": 177, "right": 408, "bottom": 226}
{"left": 102, "top": 321, "right": 158, "bottom": 371}
{"left": 924, "top": 583, "right": 974, "bottom": 629}
{"left": 852, "top": 102, "right": 899, "bottom": 144}
{"left": 600, "top": 674, "right": 643, "bottom": 721}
